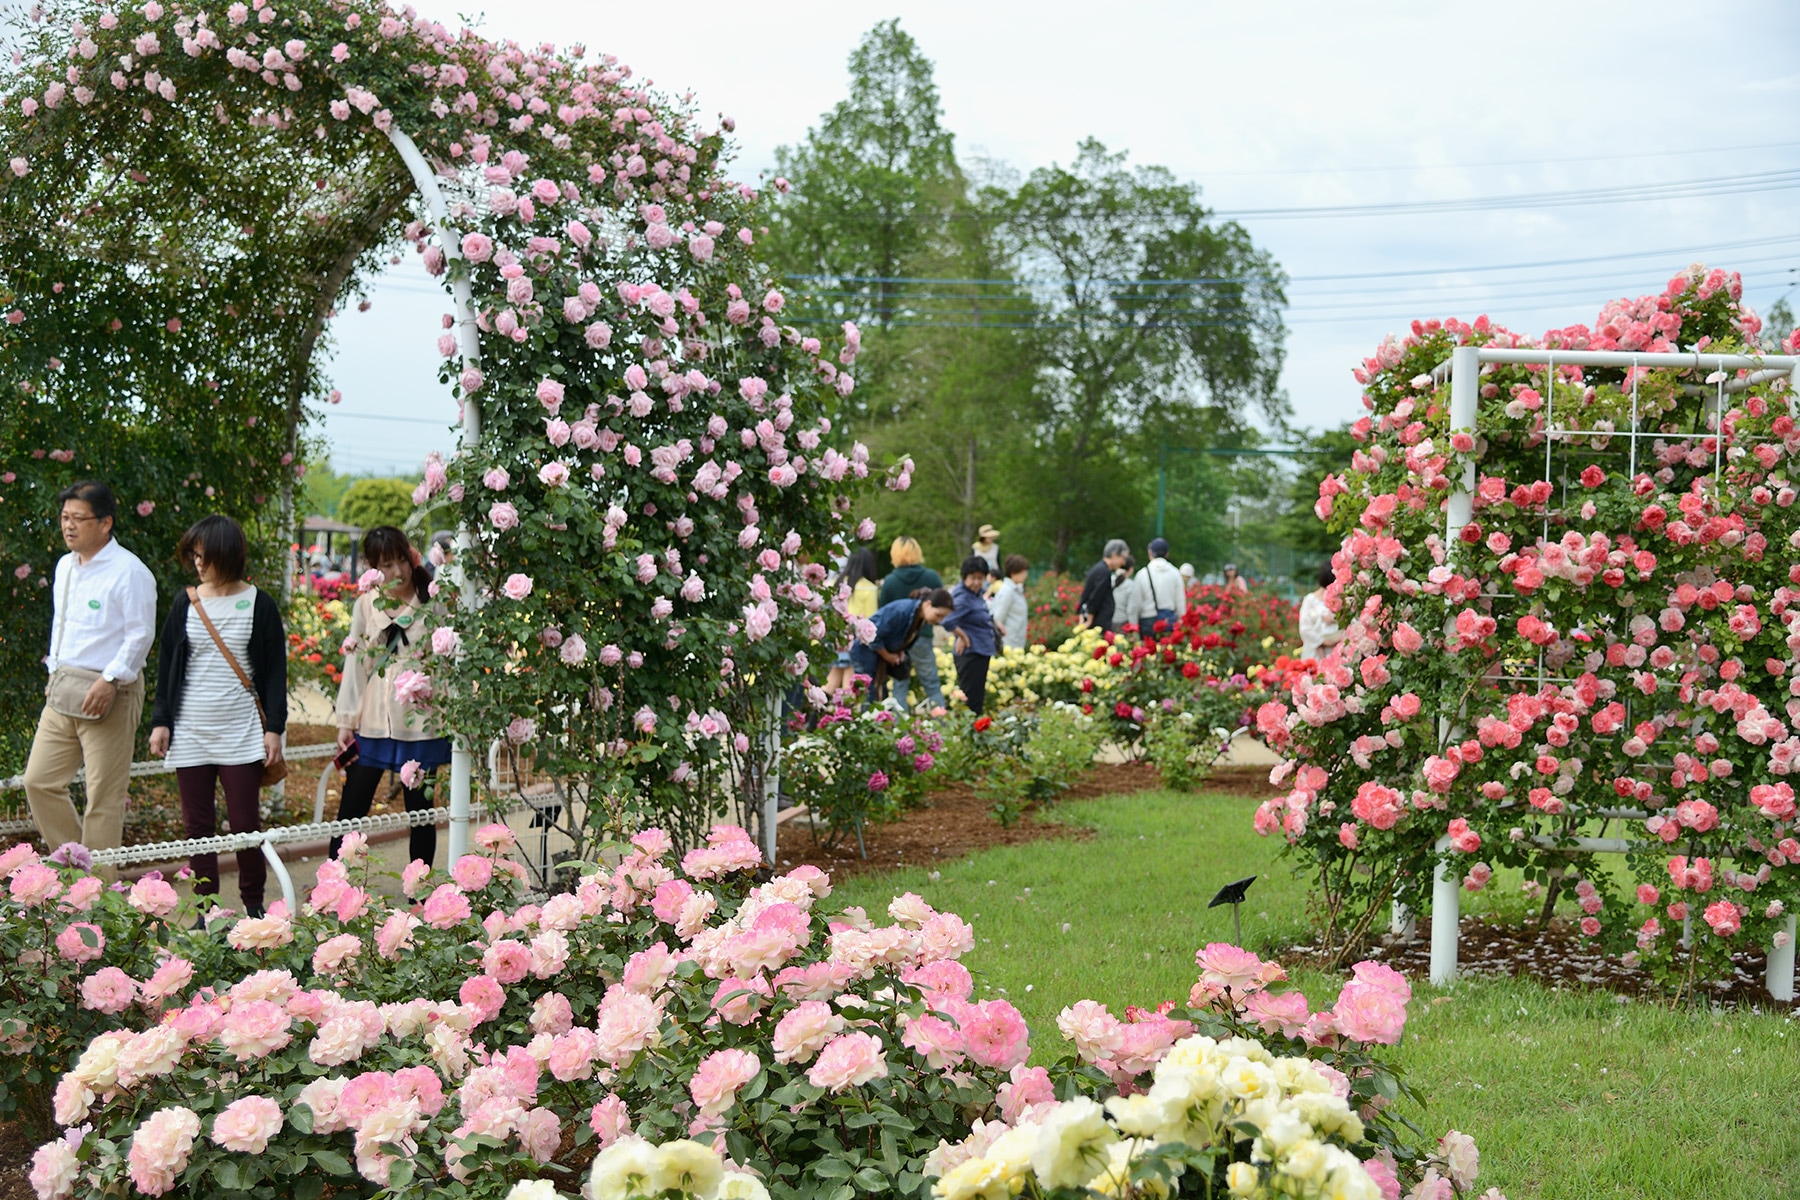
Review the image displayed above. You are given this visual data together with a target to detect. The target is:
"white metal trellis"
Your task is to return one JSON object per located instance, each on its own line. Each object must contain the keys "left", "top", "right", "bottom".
{"left": 1423, "top": 346, "right": 1800, "bottom": 999}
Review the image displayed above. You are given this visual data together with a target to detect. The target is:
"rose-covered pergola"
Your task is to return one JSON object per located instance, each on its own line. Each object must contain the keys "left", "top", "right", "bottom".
{"left": 0, "top": 0, "right": 911, "bottom": 854}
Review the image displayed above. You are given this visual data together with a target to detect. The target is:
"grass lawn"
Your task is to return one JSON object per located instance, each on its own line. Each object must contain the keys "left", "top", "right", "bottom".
{"left": 831, "top": 789, "right": 1800, "bottom": 1200}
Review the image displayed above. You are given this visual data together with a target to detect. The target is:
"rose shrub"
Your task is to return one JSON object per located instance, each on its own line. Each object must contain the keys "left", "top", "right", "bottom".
{"left": 7, "top": 834, "right": 1498, "bottom": 1200}
{"left": 1254, "top": 265, "right": 1800, "bottom": 990}
{"left": 781, "top": 705, "right": 943, "bottom": 852}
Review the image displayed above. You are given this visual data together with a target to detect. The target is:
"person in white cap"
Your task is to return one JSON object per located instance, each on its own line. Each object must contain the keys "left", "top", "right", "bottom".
{"left": 971, "top": 524, "right": 1001, "bottom": 574}
{"left": 1221, "top": 562, "right": 1249, "bottom": 595}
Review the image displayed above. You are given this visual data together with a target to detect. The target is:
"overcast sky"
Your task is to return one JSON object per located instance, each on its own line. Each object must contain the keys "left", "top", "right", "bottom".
{"left": 317, "top": 0, "right": 1800, "bottom": 477}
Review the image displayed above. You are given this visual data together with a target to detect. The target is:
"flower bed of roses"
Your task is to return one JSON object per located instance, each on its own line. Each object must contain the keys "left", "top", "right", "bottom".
{"left": 4, "top": 823, "right": 1504, "bottom": 1200}
{"left": 1252, "top": 265, "right": 1800, "bottom": 992}
{"left": 779, "top": 706, "right": 944, "bottom": 854}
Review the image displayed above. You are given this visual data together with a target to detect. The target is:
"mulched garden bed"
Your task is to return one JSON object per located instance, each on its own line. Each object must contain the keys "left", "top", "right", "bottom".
{"left": 1293, "top": 913, "right": 1795, "bottom": 1011}
{"left": 773, "top": 760, "right": 1167, "bottom": 880}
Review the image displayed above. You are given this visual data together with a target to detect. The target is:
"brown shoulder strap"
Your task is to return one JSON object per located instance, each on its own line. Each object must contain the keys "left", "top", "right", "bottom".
{"left": 187, "top": 587, "right": 269, "bottom": 728}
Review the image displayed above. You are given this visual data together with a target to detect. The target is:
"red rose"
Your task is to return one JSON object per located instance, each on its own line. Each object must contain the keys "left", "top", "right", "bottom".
{"left": 973, "top": 716, "right": 992, "bottom": 732}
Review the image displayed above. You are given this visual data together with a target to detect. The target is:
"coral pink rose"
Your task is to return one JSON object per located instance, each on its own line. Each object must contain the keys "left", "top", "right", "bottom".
{"left": 54, "top": 922, "right": 104, "bottom": 963}
{"left": 960, "top": 999, "right": 1030, "bottom": 1070}
{"left": 771, "top": 1000, "right": 844, "bottom": 1064}
{"left": 79, "top": 967, "right": 136, "bottom": 1015}
{"left": 689, "top": 1047, "right": 760, "bottom": 1119}
{"left": 421, "top": 884, "right": 472, "bottom": 929}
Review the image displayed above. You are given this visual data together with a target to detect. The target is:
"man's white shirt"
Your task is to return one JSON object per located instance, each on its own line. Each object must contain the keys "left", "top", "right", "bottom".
{"left": 47, "top": 539, "right": 157, "bottom": 683}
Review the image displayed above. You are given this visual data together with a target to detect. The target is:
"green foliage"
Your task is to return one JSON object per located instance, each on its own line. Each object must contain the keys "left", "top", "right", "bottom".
{"left": 781, "top": 710, "right": 942, "bottom": 853}
{"left": 337, "top": 476, "right": 417, "bottom": 533}
{"left": 942, "top": 707, "right": 1100, "bottom": 827}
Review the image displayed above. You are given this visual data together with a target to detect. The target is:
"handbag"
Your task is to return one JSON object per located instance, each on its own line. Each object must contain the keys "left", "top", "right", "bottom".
{"left": 45, "top": 571, "right": 106, "bottom": 719}
{"left": 186, "top": 587, "right": 288, "bottom": 787}
{"left": 45, "top": 666, "right": 105, "bottom": 720}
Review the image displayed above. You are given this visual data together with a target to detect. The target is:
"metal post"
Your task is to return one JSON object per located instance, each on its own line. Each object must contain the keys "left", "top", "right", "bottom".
{"left": 1429, "top": 835, "right": 1458, "bottom": 985}
{"left": 1768, "top": 914, "right": 1798, "bottom": 1003}
{"left": 761, "top": 685, "right": 782, "bottom": 864}
{"left": 1155, "top": 442, "right": 1166, "bottom": 540}
{"left": 1445, "top": 345, "right": 1480, "bottom": 542}
{"left": 384, "top": 125, "right": 479, "bottom": 866}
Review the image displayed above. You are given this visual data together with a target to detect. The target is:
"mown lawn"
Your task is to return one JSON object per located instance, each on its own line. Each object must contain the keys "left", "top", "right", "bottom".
{"left": 831, "top": 789, "right": 1800, "bottom": 1200}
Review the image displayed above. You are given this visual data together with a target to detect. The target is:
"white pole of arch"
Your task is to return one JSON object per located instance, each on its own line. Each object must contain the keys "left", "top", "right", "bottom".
{"left": 385, "top": 126, "right": 479, "bottom": 865}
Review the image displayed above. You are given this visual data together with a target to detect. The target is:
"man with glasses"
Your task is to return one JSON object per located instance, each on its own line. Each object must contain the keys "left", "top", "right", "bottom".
{"left": 22, "top": 481, "right": 157, "bottom": 860}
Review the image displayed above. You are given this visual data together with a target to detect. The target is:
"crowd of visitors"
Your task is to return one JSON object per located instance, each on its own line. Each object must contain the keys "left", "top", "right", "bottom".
{"left": 19, "top": 479, "right": 445, "bottom": 910}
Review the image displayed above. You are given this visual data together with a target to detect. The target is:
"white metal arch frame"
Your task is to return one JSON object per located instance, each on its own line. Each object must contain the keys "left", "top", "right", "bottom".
{"left": 1424, "top": 346, "right": 1800, "bottom": 999}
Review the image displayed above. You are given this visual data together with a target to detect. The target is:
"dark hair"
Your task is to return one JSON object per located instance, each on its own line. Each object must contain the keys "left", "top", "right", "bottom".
{"left": 362, "top": 525, "right": 434, "bottom": 596}
{"left": 56, "top": 480, "right": 117, "bottom": 524}
{"left": 926, "top": 587, "right": 955, "bottom": 609}
{"left": 177, "top": 515, "right": 249, "bottom": 583}
{"left": 1317, "top": 561, "right": 1336, "bottom": 589}
{"left": 840, "top": 548, "right": 880, "bottom": 590}
{"left": 1002, "top": 554, "right": 1030, "bottom": 577}
{"left": 959, "top": 555, "right": 990, "bottom": 579}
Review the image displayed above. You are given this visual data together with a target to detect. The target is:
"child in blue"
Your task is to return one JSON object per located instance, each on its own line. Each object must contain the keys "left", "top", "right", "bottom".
{"left": 942, "top": 555, "right": 998, "bottom": 715}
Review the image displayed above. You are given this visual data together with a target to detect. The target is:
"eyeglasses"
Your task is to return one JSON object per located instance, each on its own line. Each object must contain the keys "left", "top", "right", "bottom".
{"left": 58, "top": 514, "right": 99, "bottom": 527}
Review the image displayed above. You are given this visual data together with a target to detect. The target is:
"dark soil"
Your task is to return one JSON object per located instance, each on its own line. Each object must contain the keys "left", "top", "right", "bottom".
{"left": 773, "top": 761, "right": 1165, "bottom": 880}
{"left": 0, "top": 1118, "right": 35, "bottom": 1200}
{"left": 1296, "top": 913, "right": 1795, "bottom": 1011}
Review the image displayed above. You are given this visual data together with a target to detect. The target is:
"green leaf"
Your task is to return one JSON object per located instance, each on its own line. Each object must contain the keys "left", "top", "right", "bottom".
{"left": 812, "top": 1158, "right": 853, "bottom": 1179}
{"left": 312, "top": 1150, "right": 352, "bottom": 1176}
{"left": 287, "top": 1104, "right": 313, "bottom": 1135}
{"left": 853, "top": 1166, "right": 891, "bottom": 1191}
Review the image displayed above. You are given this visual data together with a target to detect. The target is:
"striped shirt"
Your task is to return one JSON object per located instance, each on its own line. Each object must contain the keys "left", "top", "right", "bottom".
{"left": 164, "top": 591, "right": 265, "bottom": 769}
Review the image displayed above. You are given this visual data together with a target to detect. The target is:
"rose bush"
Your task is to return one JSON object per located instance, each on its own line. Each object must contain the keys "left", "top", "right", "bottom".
{"left": 781, "top": 705, "right": 942, "bottom": 853}
{"left": 1254, "top": 265, "right": 1800, "bottom": 990}
{"left": 9, "top": 832, "right": 1493, "bottom": 1200}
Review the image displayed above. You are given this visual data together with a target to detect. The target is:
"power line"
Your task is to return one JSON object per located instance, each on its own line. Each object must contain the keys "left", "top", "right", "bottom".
{"left": 1194, "top": 139, "right": 1800, "bottom": 178}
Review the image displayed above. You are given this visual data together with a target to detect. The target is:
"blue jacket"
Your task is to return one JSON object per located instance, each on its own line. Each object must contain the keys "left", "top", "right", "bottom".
{"left": 941, "top": 582, "right": 996, "bottom": 657}
{"left": 849, "top": 598, "right": 924, "bottom": 675}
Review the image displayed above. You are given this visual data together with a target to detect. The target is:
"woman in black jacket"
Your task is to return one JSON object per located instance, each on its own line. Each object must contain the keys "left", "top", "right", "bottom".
{"left": 148, "top": 515, "right": 286, "bottom": 916}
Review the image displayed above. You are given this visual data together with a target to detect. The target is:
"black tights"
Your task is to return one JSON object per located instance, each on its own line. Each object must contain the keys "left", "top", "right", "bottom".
{"left": 329, "top": 763, "right": 437, "bottom": 869}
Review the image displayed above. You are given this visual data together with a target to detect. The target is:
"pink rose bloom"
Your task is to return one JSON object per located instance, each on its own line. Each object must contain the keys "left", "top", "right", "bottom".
{"left": 296, "top": 1077, "right": 349, "bottom": 1134}
{"left": 710, "top": 975, "right": 771, "bottom": 1026}
{"left": 901, "top": 1014, "right": 965, "bottom": 1070}
{"left": 483, "top": 939, "right": 531, "bottom": 985}
{"left": 918, "top": 912, "right": 975, "bottom": 961}
{"left": 531, "top": 992, "right": 575, "bottom": 1035}
{"left": 1435, "top": 1130, "right": 1480, "bottom": 1190}
{"left": 227, "top": 913, "right": 294, "bottom": 950}
{"left": 126, "top": 1106, "right": 200, "bottom": 1196}
{"left": 62, "top": 875, "right": 103, "bottom": 912}
{"left": 54, "top": 922, "right": 104, "bottom": 963}
{"left": 502, "top": 573, "right": 533, "bottom": 600}
{"left": 210, "top": 1095, "right": 283, "bottom": 1153}
{"left": 807, "top": 1031, "right": 888, "bottom": 1092}
{"left": 772, "top": 1000, "right": 845, "bottom": 1064}
{"left": 901, "top": 959, "right": 973, "bottom": 1004}
{"left": 489, "top": 501, "right": 519, "bottom": 531}
{"left": 1331, "top": 982, "right": 1407, "bottom": 1045}
{"left": 141, "top": 956, "right": 194, "bottom": 1004}
{"left": 539, "top": 460, "right": 570, "bottom": 488}
{"left": 961, "top": 999, "right": 1030, "bottom": 1070}
{"left": 79, "top": 967, "right": 136, "bottom": 1014}
{"left": 1703, "top": 899, "right": 1742, "bottom": 937}
{"left": 998, "top": 1064, "right": 1054, "bottom": 1124}
{"left": 218, "top": 1000, "right": 292, "bottom": 1060}
{"left": 459, "top": 974, "right": 507, "bottom": 1025}
{"left": 9, "top": 863, "right": 62, "bottom": 907}
{"left": 460, "top": 232, "right": 493, "bottom": 262}
{"left": 1362, "top": 1154, "right": 1403, "bottom": 1200}
{"left": 1195, "top": 943, "right": 1284, "bottom": 994}
{"left": 475, "top": 823, "right": 518, "bottom": 852}
{"left": 593, "top": 986, "right": 663, "bottom": 1066}
{"left": 1243, "top": 988, "right": 1311, "bottom": 1039}
{"left": 0, "top": 843, "right": 37, "bottom": 874}
{"left": 536, "top": 379, "right": 565, "bottom": 410}
{"left": 519, "top": 1106, "right": 561, "bottom": 1163}
{"left": 690, "top": 1047, "right": 760, "bottom": 1119}
{"left": 375, "top": 912, "right": 420, "bottom": 960}
{"left": 421, "top": 884, "right": 472, "bottom": 929}
{"left": 312, "top": 933, "right": 363, "bottom": 976}
{"left": 547, "top": 1027, "right": 600, "bottom": 1081}
{"left": 1348, "top": 959, "right": 1412, "bottom": 1004}
{"left": 589, "top": 1094, "right": 631, "bottom": 1146}
{"left": 28, "top": 1133, "right": 80, "bottom": 1200}
{"left": 1055, "top": 1000, "right": 1124, "bottom": 1064}
{"left": 622, "top": 943, "right": 676, "bottom": 994}
{"left": 451, "top": 855, "right": 494, "bottom": 891}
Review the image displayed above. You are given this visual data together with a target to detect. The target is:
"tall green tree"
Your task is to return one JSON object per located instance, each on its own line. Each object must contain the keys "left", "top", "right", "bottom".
{"left": 765, "top": 19, "right": 959, "bottom": 332}
{"left": 996, "top": 139, "right": 1288, "bottom": 567}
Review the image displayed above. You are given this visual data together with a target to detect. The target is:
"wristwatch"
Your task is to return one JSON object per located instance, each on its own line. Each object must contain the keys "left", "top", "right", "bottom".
{"left": 101, "top": 672, "right": 117, "bottom": 684}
